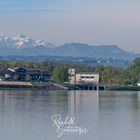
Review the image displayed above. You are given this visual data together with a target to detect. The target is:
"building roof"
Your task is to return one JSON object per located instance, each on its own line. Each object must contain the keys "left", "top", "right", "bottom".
{"left": 15, "top": 67, "right": 27, "bottom": 72}
{"left": 1, "top": 68, "right": 16, "bottom": 74}
{"left": 77, "top": 72, "right": 99, "bottom": 75}
{"left": 26, "top": 68, "right": 48, "bottom": 72}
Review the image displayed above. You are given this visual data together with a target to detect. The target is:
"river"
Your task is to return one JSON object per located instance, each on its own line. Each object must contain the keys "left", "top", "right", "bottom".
{"left": 0, "top": 90, "right": 140, "bottom": 140}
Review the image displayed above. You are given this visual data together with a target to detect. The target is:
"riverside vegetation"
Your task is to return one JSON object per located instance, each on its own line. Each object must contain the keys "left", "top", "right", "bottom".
{"left": 0, "top": 57, "right": 140, "bottom": 89}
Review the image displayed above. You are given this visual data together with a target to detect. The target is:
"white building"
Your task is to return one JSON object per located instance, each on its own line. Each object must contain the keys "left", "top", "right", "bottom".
{"left": 68, "top": 69, "right": 99, "bottom": 85}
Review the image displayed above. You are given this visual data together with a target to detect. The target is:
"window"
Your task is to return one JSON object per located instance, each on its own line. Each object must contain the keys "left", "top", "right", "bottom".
{"left": 81, "top": 76, "right": 85, "bottom": 79}
{"left": 86, "top": 76, "right": 90, "bottom": 79}
{"left": 90, "top": 76, "right": 94, "bottom": 79}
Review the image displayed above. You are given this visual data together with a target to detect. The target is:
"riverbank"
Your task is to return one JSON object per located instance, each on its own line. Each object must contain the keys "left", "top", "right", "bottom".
{"left": 0, "top": 81, "right": 68, "bottom": 90}
{"left": 106, "top": 85, "right": 140, "bottom": 91}
{"left": 1, "top": 81, "right": 140, "bottom": 91}
{"left": 0, "top": 81, "right": 33, "bottom": 89}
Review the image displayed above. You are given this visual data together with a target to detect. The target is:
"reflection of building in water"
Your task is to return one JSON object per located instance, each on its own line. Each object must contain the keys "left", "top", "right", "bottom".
{"left": 67, "top": 90, "right": 99, "bottom": 138}
{"left": 68, "top": 69, "right": 99, "bottom": 90}
{"left": 68, "top": 90, "right": 99, "bottom": 115}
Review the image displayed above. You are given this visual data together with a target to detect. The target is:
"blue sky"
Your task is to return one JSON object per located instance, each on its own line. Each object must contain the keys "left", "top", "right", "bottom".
{"left": 0, "top": 0, "right": 140, "bottom": 52}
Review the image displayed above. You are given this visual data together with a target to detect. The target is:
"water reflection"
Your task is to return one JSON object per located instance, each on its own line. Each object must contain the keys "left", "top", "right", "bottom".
{"left": 0, "top": 90, "right": 140, "bottom": 140}
{"left": 0, "top": 90, "right": 99, "bottom": 140}
{"left": 99, "top": 91, "right": 140, "bottom": 140}
{"left": 68, "top": 90, "right": 99, "bottom": 115}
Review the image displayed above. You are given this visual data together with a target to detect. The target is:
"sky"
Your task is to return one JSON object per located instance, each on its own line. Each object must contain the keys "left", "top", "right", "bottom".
{"left": 0, "top": 0, "right": 140, "bottom": 52}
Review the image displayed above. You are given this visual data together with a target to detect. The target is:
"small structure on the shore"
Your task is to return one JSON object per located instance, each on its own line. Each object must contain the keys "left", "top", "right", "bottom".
{"left": 68, "top": 69, "right": 100, "bottom": 90}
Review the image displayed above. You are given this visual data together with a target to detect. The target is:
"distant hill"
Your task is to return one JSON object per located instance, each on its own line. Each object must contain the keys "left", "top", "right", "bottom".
{"left": 0, "top": 34, "right": 136, "bottom": 60}
{"left": 54, "top": 43, "right": 134, "bottom": 60}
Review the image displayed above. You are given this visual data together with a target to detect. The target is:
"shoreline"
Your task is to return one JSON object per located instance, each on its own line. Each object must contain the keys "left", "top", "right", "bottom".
{"left": 105, "top": 85, "right": 140, "bottom": 91}
{"left": 0, "top": 81, "right": 140, "bottom": 91}
{"left": 0, "top": 81, "right": 68, "bottom": 90}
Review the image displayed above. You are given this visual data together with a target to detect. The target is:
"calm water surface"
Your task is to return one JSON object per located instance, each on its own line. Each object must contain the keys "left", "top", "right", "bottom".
{"left": 0, "top": 90, "right": 140, "bottom": 140}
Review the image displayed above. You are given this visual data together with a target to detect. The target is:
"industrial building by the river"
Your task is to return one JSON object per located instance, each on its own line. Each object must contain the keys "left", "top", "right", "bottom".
{"left": 68, "top": 69, "right": 100, "bottom": 90}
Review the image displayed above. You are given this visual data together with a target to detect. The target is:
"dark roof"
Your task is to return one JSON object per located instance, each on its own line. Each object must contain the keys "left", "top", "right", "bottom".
{"left": 1, "top": 67, "right": 48, "bottom": 73}
{"left": 26, "top": 68, "right": 48, "bottom": 72}
{"left": 15, "top": 67, "right": 27, "bottom": 72}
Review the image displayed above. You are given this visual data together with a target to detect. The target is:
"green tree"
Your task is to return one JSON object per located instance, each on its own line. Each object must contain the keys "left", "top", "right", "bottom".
{"left": 127, "top": 57, "right": 140, "bottom": 85}
{"left": 52, "top": 64, "right": 68, "bottom": 83}
{"left": 96, "top": 66, "right": 125, "bottom": 85}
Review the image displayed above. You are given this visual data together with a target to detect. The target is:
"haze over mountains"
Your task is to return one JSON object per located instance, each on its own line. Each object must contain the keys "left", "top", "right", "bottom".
{"left": 0, "top": 34, "right": 136, "bottom": 60}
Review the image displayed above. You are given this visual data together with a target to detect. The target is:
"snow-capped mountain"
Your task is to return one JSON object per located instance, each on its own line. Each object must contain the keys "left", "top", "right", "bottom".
{"left": 0, "top": 33, "right": 53, "bottom": 48}
{"left": 0, "top": 33, "right": 135, "bottom": 60}
{"left": 0, "top": 34, "right": 8, "bottom": 42}
{"left": 0, "top": 34, "right": 12, "bottom": 47}
{"left": 13, "top": 34, "right": 37, "bottom": 48}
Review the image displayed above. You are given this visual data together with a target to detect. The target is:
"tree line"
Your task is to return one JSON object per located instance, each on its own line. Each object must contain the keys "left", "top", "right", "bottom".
{"left": 0, "top": 57, "right": 140, "bottom": 85}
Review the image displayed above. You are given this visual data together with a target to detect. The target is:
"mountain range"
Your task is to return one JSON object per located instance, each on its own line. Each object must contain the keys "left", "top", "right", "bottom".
{"left": 0, "top": 34, "right": 137, "bottom": 60}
